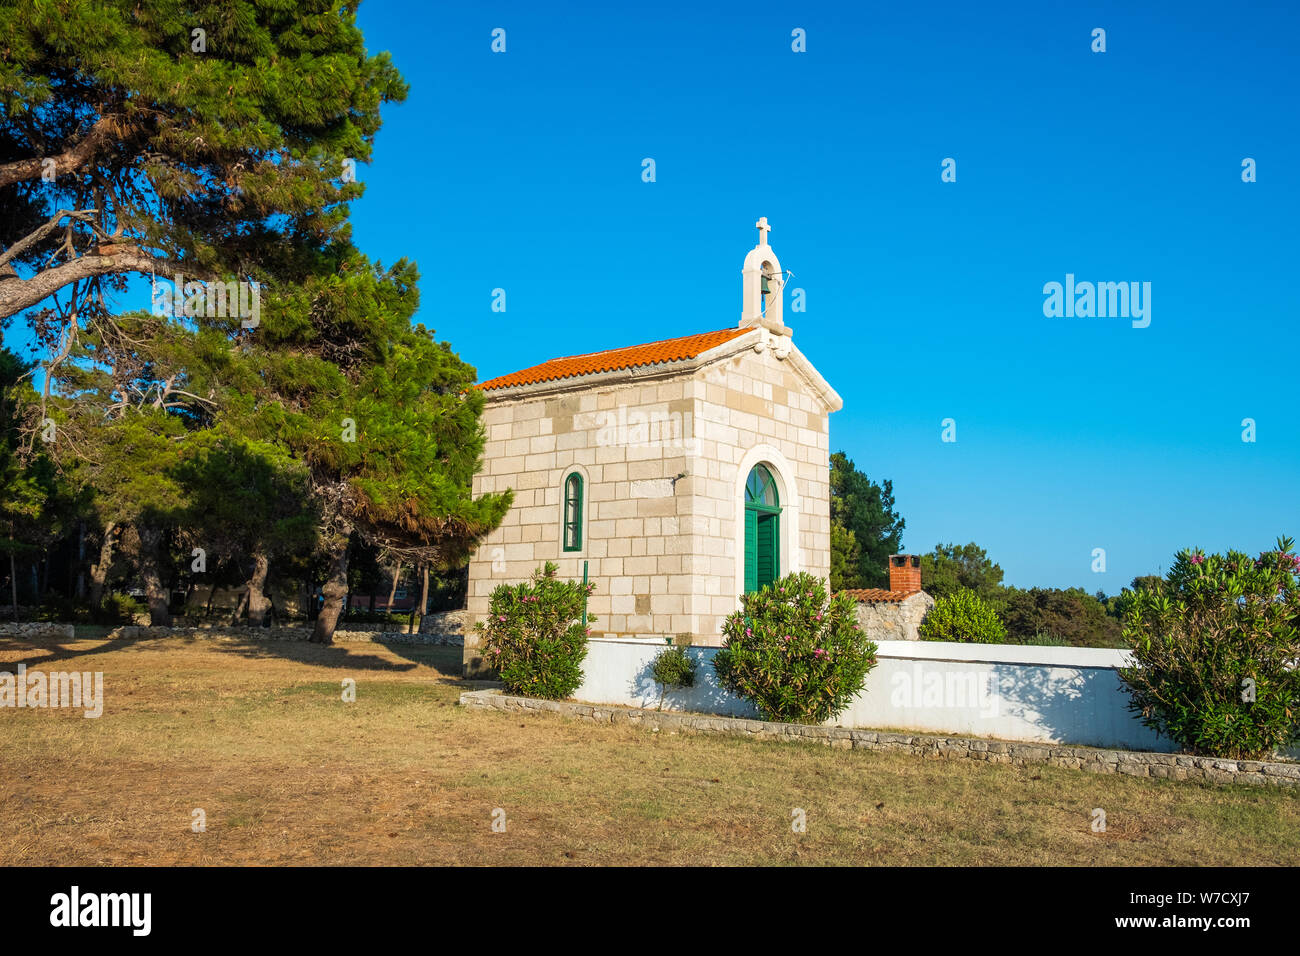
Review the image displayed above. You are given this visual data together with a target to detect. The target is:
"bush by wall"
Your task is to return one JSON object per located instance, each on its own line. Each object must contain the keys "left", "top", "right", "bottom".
{"left": 474, "top": 562, "right": 595, "bottom": 699}
{"left": 650, "top": 641, "right": 697, "bottom": 710}
{"left": 919, "top": 587, "right": 1007, "bottom": 644}
{"left": 713, "top": 572, "right": 876, "bottom": 724}
{"left": 1119, "top": 537, "right": 1300, "bottom": 759}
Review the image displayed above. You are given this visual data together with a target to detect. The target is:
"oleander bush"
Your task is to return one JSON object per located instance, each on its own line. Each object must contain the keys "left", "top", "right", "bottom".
{"left": 475, "top": 562, "right": 595, "bottom": 699}
{"left": 713, "top": 572, "right": 876, "bottom": 724}
{"left": 1119, "top": 537, "right": 1300, "bottom": 759}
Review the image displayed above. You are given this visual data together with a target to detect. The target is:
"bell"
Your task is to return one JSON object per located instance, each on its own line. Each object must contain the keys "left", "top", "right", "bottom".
{"left": 760, "top": 273, "right": 771, "bottom": 295}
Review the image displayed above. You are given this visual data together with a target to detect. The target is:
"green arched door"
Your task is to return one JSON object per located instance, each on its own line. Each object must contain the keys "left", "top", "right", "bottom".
{"left": 744, "top": 464, "right": 780, "bottom": 593}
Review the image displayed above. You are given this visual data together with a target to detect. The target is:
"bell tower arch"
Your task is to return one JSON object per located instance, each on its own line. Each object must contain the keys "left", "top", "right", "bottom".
{"left": 740, "top": 216, "right": 788, "bottom": 334}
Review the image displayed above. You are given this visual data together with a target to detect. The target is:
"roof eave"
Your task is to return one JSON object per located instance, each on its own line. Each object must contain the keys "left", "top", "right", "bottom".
{"left": 479, "top": 329, "right": 762, "bottom": 402}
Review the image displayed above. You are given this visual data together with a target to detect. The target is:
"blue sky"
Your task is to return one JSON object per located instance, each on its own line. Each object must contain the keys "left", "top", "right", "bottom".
{"left": 10, "top": 1, "right": 1299, "bottom": 592}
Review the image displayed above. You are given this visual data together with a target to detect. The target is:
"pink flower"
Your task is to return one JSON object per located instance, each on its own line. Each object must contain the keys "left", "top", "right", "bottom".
{"left": 782, "top": 635, "right": 792, "bottom": 643}
{"left": 815, "top": 612, "right": 822, "bottom": 621}
{"left": 745, "top": 628, "right": 752, "bottom": 637}
{"left": 1190, "top": 555, "right": 1204, "bottom": 565}
{"left": 813, "top": 648, "right": 827, "bottom": 659}
{"left": 497, "top": 615, "right": 507, "bottom": 621}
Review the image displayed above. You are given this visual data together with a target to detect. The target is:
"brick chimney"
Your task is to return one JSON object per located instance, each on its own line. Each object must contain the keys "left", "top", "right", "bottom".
{"left": 889, "top": 554, "right": 922, "bottom": 593}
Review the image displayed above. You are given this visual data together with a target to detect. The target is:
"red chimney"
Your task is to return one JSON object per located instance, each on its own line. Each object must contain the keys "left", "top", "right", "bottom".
{"left": 889, "top": 554, "right": 922, "bottom": 593}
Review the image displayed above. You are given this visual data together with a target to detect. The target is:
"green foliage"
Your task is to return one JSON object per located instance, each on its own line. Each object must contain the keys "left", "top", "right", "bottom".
{"left": 713, "top": 572, "right": 877, "bottom": 724}
{"left": 1016, "top": 631, "right": 1070, "bottom": 647}
{"left": 999, "top": 586, "right": 1125, "bottom": 648}
{"left": 236, "top": 252, "right": 514, "bottom": 566}
{"left": 95, "top": 592, "right": 146, "bottom": 624}
{"left": 919, "top": 587, "right": 1007, "bottom": 644}
{"left": 0, "top": 0, "right": 408, "bottom": 323}
{"left": 829, "top": 452, "right": 905, "bottom": 590}
{"left": 1105, "top": 575, "right": 1164, "bottom": 621}
{"left": 828, "top": 518, "right": 861, "bottom": 593}
{"left": 172, "top": 430, "right": 317, "bottom": 567}
{"left": 650, "top": 644, "right": 697, "bottom": 706}
{"left": 0, "top": 350, "right": 49, "bottom": 560}
{"left": 475, "top": 563, "right": 594, "bottom": 700}
{"left": 1119, "top": 538, "right": 1300, "bottom": 759}
{"left": 918, "top": 543, "right": 1004, "bottom": 602}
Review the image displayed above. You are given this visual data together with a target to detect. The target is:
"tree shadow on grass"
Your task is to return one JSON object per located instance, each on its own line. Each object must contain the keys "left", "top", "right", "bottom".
{"left": 0, "top": 632, "right": 421, "bottom": 675}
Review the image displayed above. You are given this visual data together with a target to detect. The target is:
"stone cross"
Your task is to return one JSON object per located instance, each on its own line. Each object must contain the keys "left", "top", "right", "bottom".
{"left": 755, "top": 216, "right": 771, "bottom": 245}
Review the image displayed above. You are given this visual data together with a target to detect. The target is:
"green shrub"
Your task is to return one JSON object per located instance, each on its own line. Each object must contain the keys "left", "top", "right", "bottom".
{"left": 34, "top": 596, "right": 93, "bottom": 624}
{"left": 998, "top": 586, "right": 1124, "bottom": 647}
{"left": 474, "top": 562, "right": 595, "bottom": 699}
{"left": 94, "top": 594, "right": 147, "bottom": 625}
{"left": 650, "top": 642, "right": 697, "bottom": 710}
{"left": 712, "top": 572, "right": 876, "bottom": 724}
{"left": 918, "top": 587, "right": 1007, "bottom": 643}
{"left": 1016, "top": 631, "right": 1070, "bottom": 647}
{"left": 1119, "top": 537, "right": 1300, "bottom": 759}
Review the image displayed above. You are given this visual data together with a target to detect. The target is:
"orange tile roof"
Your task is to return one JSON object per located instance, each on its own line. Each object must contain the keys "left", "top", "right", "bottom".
{"left": 476, "top": 327, "right": 753, "bottom": 392}
{"left": 839, "top": 588, "right": 922, "bottom": 604}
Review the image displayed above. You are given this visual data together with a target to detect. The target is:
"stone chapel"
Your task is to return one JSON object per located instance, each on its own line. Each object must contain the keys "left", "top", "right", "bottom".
{"left": 462, "top": 218, "right": 842, "bottom": 675}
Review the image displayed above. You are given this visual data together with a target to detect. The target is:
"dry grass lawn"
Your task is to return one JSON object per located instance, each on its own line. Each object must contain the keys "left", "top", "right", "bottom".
{"left": 1, "top": 634, "right": 1297, "bottom": 866}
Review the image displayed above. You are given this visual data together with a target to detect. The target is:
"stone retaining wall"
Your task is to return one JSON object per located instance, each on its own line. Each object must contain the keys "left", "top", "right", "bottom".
{"left": 459, "top": 688, "right": 1300, "bottom": 789}
{"left": 0, "top": 614, "right": 468, "bottom": 647}
{"left": 101, "top": 623, "right": 464, "bottom": 645}
{"left": 0, "top": 622, "right": 75, "bottom": 640}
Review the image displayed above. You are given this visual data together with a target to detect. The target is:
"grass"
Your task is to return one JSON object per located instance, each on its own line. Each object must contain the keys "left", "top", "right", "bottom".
{"left": 1, "top": 634, "right": 1297, "bottom": 866}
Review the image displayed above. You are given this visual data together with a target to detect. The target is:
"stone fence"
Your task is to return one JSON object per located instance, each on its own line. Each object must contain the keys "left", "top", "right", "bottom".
{"left": 0, "top": 622, "right": 76, "bottom": 640}
{"left": 0, "top": 610, "right": 471, "bottom": 646}
{"left": 460, "top": 688, "right": 1300, "bottom": 789}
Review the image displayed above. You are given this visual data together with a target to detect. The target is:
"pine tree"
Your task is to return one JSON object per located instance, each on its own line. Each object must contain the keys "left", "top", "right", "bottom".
{"left": 829, "top": 451, "right": 905, "bottom": 589}
{"left": 38, "top": 309, "right": 232, "bottom": 623}
{"left": 172, "top": 431, "right": 317, "bottom": 625}
{"left": 0, "top": 0, "right": 406, "bottom": 322}
{"left": 233, "top": 249, "right": 513, "bottom": 643}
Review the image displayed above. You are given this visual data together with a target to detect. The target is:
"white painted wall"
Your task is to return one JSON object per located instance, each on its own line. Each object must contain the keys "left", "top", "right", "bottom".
{"left": 575, "top": 638, "right": 1175, "bottom": 752}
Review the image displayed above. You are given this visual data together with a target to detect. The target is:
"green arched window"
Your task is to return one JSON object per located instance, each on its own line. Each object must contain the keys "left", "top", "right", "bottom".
{"left": 744, "top": 464, "right": 780, "bottom": 593}
{"left": 563, "top": 473, "right": 583, "bottom": 551}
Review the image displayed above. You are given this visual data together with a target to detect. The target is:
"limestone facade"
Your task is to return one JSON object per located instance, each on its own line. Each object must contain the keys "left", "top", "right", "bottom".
{"left": 462, "top": 219, "right": 842, "bottom": 674}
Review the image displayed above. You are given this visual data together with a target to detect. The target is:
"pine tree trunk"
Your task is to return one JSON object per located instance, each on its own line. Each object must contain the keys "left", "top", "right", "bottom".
{"left": 413, "top": 562, "right": 429, "bottom": 633}
{"left": 75, "top": 519, "right": 87, "bottom": 601}
{"left": 310, "top": 532, "right": 351, "bottom": 644}
{"left": 9, "top": 552, "right": 18, "bottom": 623}
{"left": 387, "top": 561, "right": 402, "bottom": 611}
{"left": 230, "top": 589, "right": 249, "bottom": 624}
{"left": 246, "top": 550, "right": 270, "bottom": 626}
{"left": 88, "top": 521, "right": 116, "bottom": 610}
{"left": 134, "top": 524, "right": 172, "bottom": 627}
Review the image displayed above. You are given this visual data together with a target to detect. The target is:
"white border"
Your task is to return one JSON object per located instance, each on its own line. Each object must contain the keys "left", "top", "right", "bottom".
{"left": 557, "top": 463, "right": 590, "bottom": 557}
{"left": 732, "top": 444, "right": 801, "bottom": 602}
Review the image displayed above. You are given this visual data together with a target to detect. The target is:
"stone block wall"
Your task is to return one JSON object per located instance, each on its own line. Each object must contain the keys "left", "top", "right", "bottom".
{"left": 460, "top": 689, "right": 1300, "bottom": 789}
{"left": 464, "top": 339, "right": 835, "bottom": 674}
{"left": 854, "top": 592, "right": 934, "bottom": 642}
